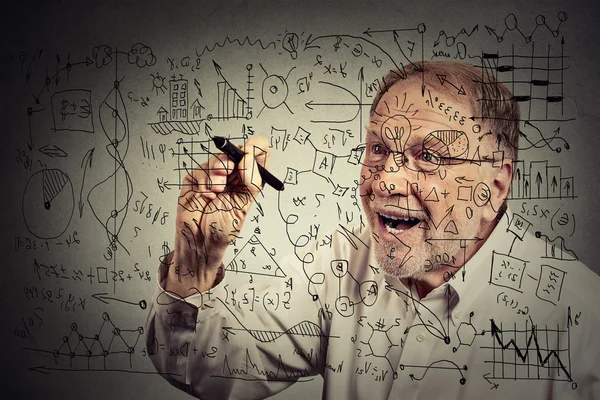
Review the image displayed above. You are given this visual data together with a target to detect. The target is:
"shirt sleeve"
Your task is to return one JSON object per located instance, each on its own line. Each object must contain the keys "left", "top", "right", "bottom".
{"left": 145, "top": 251, "right": 329, "bottom": 400}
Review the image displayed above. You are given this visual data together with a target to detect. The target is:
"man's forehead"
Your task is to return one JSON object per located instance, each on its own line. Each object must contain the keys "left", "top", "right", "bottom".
{"left": 372, "top": 80, "right": 474, "bottom": 117}
{"left": 367, "top": 111, "right": 463, "bottom": 139}
{"left": 368, "top": 83, "right": 481, "bottom": 142}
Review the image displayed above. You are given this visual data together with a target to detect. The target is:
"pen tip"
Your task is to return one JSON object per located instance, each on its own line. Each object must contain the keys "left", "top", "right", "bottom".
{"left": 213, "top": 136, "right": 226, "bottom": 148}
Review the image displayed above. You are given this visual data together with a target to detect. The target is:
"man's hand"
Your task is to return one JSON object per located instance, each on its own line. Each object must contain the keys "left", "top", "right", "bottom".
{"left": 165, "top": 136, "right": 270, "bottom": 297}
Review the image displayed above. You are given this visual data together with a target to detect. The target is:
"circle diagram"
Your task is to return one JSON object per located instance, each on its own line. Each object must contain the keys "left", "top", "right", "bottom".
{"left": 262, "top": 75, "right": 289, "bottom": 109}
{"left": 22, "top": 169, "right": 74, "bottom": 239}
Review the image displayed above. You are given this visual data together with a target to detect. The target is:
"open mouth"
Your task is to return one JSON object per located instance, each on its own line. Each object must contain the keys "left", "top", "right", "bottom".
{"left": 378, "top": 213, "right": 421, "bottom": 235}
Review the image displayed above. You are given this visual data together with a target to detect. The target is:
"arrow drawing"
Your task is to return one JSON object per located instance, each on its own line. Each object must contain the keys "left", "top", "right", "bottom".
{"left": 436, "top": 74, "right": 466, "bottom": 95}
{"left": 92, "top": 293, "right": 147, "bottom": 309}
{"left": 305, "top": 81, "right": 365, "bottom": 123}
{"left": 78, "top": 148, "right": 94, "bottom": 217}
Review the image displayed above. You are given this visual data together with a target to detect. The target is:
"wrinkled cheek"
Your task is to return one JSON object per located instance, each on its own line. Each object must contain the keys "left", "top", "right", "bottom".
{"left": 358, "top": 168, "right": 375, "bottom": 196}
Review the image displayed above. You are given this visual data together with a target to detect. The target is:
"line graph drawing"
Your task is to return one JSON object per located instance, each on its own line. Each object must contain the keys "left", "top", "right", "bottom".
{"left": 433, "top": 25, "right": 478, "bottom": 48}
{"left": 484, "top": 12, "right": 568, "bottom": 43}
{"left": 24, "top": 312, "right": 145, "bottom": 374}
{"left": 535, "top": 232, "right": 578, "bottom": 261}
{"left": 211, "top": 349, "right": 315, "bottom": 382}
{"left": 222, "top": 321, "right": 334, "bottom": 343}
{"left": 218, "top": 298, "right": 337, "bottom": 344}
{"left": 482, "top": 318, "right": 574, "bottom": 385}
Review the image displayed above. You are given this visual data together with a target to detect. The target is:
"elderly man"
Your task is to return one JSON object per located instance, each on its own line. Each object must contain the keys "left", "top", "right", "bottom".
{"left": 146, "top": 61, "right": 600, "bottom": 399}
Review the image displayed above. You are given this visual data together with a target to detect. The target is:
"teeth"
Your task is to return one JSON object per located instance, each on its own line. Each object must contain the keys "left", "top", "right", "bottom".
{"left": 379, "top": 213, "right": 415, "bottom": 222}
{"left": 385, "top": 225, "right": 405, "bottom": 234}
{"left": 379, "top": 212, "right": 421, "bottom": 235}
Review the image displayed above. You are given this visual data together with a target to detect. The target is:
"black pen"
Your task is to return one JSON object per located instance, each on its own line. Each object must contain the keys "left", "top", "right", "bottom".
{"left": 212, "top": 136, "right": 285, "bottom": 191}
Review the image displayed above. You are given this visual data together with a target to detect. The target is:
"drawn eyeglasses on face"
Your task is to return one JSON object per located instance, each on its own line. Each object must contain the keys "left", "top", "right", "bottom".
{"left": 351, "top": 130, "right": 495, "bottom": 173}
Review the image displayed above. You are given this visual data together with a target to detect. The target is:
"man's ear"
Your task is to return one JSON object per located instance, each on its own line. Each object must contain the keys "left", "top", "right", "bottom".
{"left": 483, "top": 159, "right": 513, "bottom": 222}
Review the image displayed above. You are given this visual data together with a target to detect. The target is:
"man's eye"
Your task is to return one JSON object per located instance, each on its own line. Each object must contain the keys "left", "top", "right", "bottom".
{"left": 421, "top": 152, "right": 439, "bottom": 164}
{"left": 371, "top": 143, "right": 385, "bottom": 155}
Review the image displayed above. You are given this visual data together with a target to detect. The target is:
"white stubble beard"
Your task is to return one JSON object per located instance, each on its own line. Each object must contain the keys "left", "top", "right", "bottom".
{"left": 365, "top": 205, "right": 483, "bottom": 282}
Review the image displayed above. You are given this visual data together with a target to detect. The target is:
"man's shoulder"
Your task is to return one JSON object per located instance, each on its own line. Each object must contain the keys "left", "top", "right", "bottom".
{"left": 555, "top": 257, "right": 600, "bottom": 313}
{"left": 512, "top": 228, "right": 600, "bottom": 318}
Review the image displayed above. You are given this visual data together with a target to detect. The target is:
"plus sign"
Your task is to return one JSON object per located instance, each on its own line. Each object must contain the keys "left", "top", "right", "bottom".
{"left": 441, "top": 190, "right": 450, "bottom": 198}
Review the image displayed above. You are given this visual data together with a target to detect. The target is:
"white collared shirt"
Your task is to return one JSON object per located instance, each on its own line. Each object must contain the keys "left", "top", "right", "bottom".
{"left": 146, "top": 209, "right": 600, "bottom": 399}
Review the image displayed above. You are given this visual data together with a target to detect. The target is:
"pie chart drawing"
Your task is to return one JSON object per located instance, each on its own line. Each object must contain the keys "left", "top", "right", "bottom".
{"left": 22, "top": 169, "right": 74, "bottom": 239}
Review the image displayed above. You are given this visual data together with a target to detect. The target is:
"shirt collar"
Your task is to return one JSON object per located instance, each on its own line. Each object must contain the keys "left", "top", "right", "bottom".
{"left": 446, "top": 207, "right": 513, "bottom": 310}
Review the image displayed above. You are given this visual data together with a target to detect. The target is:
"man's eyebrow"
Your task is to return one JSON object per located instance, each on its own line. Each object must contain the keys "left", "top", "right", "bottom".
{"left": 404, "top": 143, "right": 420, "bottom": 152}
{"left": 365, "top": 122, "right": 383, "bottom": 136}
{"left": 365, "top": 129, "right": 382, "bottom": 141}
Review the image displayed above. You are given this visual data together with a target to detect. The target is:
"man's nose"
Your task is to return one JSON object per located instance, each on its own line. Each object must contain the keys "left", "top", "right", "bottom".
{"left": 371, "top": 153, "right": 415, "bottom": 197}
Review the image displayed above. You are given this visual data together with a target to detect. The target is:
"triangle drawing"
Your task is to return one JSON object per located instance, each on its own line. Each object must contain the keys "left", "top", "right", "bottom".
{"left": 418, "top": 220, "right": 431, "bottom": 230}
{"left": 425, "top": 187, "right": 439, "bottom": 202}
{"left": 470, "top": 147, "right": 482, "bottom": 166}
{"left": 226, "top": 235, "right": 286, "bottom": 278}
{"left": 444, "top": 220, "right": 459, "bottom": 235}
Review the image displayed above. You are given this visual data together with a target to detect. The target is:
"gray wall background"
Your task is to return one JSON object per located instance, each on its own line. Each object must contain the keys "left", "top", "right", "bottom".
{"left": 1, "top": 1, "right": 599, "bottom": 399}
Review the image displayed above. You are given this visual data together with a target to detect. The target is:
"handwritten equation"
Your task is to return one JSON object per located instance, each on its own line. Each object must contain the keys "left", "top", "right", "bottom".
{"left": 4, "top": 4, "right": 599, "bottom": 400}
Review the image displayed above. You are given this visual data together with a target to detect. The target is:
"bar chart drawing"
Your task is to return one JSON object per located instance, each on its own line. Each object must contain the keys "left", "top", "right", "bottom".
{"left": 510, "top": 159, "right": 574, "bottom": 200}
{"left": 213, "top": 60, "right": 250, "bottom": 121}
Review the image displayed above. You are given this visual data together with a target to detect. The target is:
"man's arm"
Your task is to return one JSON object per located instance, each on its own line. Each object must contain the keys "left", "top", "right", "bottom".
{"left": 145, "top": 136, "right": 327, "bottom": 399}
{"left": 145, "top": 249, "right": 329, "bottom": 399}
